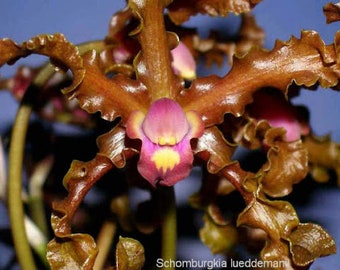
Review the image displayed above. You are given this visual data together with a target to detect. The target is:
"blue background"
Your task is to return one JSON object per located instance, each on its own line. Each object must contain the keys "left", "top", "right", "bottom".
{"left": 0, "top": 0, "right": 340, "bottom": 269}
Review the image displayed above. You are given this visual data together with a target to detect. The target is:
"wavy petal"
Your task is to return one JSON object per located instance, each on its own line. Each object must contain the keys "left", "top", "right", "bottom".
{"left": 69, "top": 50, "right": 149, "bottom": 123}
{"left": 260, "top": 134, "right": 308, "bottom": 197}
{"left": 47, "top": 234, "right": 98, "bottom": 270}
{"left": 168, "top": 0, "right": 262, "bottom": 24}
{"left": 303, "top": 134, "right": 340, "bottom": 185}
{"left": 286, "top": 223, "right": 336, "bottom": 266}
{"left": 48, "top": 155, "right": 114, "bottom": 269}
{"left": 0, "top": 34, "right": 85, "bottom": 94}
{"left": 323, "top": 2, "right": 340, "bottom": 23}
{"left": 179, "top": 30, "right": 340, "bottom": 127}
{"left": 97, "top": 126, "right": 138, "bottom": 168}
{"left": 194, "top": 126, "right": 236, "bottom": 174}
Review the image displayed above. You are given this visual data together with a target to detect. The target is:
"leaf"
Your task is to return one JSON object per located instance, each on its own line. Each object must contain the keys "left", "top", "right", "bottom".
{"left": 47, "top": 234, "right": 98, "bottom": 270}
{"left": 168, "top": 0, "right": 262, "bottom": 24}
{"left": 178, "top": 31, "right": 340, "bottom": 127}
{"left": 323, "top": 2, "right": 340, "bottom": 23}
{"left": 0, "top": 34, "right": 85, "bottom": 94}
{"left": 116, "top": 237, "right": 145, "bottom": 270}
{"left": 286, "top": 223, "right": 336, "bottom": 266}
{"left": 199, "top": 214, "right": 238, "bottom": 254}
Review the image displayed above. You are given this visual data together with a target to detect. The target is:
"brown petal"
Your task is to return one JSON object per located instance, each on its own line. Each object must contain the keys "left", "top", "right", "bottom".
{"left": 194, "top": 126, "right": 236, "bottom": 174}
{"left": 96, "top": 126, "right": 138, "bottom": 168}
{"left": 323, "top": 2, "right": 340, "bottom": 23}
{"left": 51, "top": 155, "right": 113, "bottom": 237}
{"left": 193, "top": 13, "right": 265, "bottom": 67}
{"left": 0, "top": 38, "right": 24, "bottom": 65}
{"left": 129, "top": 0, "right": 182, "bottom": 100}
{"left": 47, "top": 234, "right": 98, "bottom": 270}
{"left": 260, "top": 133, "right": 309, "bottom": 197}
{"left": 260, "top": 240, "right": 293, "bottom": 269}
{"left": 286, "top": 223, "right": 336, "bottom": 266}
{"left": 236, "top": 194, "right": 336, "bottom": 266}
{"left": 168, "top": 0, "right": 262, "bottom": 24}
{"left": 199, "top": 214, "right": 238, "bottom": 254}
{"left": 303, "top": 134, "right": 340, "bottom": 185}
{"left": 116, "top": 237, "right": 145, "bottom": 270}
{"left": 237, "top": 196, "right": 299, "bottom": 241}
{"left": 237, "top": 196, "right": 299, "bottom": 267}
{"left": 69, "top": 50, "right": 149, "bottom": 123}
{"left": 236, "top": 118, "right": 271, "bottom": 149}
{"left": 179, "top": 31, "right": 340, "bottom": 127}
{"left": 0, "top": 34, "right": 85, "bottom": 94}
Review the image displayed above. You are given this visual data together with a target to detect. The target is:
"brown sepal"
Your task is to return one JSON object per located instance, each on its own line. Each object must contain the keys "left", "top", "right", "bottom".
{"left": 199, "top": 214, "right": 238, "bottom": 255}
{"left": 194, "top": 126, "right": 236, "bottom": 174}
{"left": 179, "top": 31, "right": 340, "bottom": 127}
{"left": 47, "top": 234, "right": 98, "bottom": 270}
{"left": 167, "top": 0, "right": 262, "bottom": 25}
{"left": 129, "top": 0, "right": 182, "bottom": 100}
{"left": 115, "top": 237, "right": 145, "bottom": 270}
{"left": 286, "top": 223, "right": 336, "bottom": 267}
{"left": 237, "top": 193, "right": 336, "bottom": 267}
{"left": 260, "top": 130, "right": 309, "bottom": 197}
{"left": 0, "top": 34, "right": 85, "bottom": 94}
{"left": 69, "top": 50, "right": 149, "bottom": 123}
{"left": 303, "top": 134, "right": 340, "bottom": 185}
{"left": 323, "top": 2, "right": 340, "bottom": 23}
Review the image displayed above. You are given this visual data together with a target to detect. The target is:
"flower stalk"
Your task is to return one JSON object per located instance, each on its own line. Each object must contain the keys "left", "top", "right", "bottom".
{"left": 160, "top": 186, "right": 177, "bottom": 270}
{"left": 8, "top": 100, "right": 35, "bottom": 270}
{"left": 7, "top": 64, "right": 55, "bottom": 270}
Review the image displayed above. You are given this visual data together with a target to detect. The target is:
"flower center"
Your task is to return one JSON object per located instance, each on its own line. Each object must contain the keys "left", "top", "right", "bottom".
{"left": 142, "top": 98, "right": 190, "bottom": 145}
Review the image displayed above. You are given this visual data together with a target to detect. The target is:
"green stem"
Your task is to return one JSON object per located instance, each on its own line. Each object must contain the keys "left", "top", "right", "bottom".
{"left": 28, "top": 155, "right": 54, "bottom": 237}
{"left": 8, "top": 102, "right": 35, "bottom": 270}
{"left": 8, "top": 64, "right": 55, "bottom": 270}
{"left": 161, "top": 187, "right": 177, "bottom": 270}
{"left": 93, "top": 220, "right": 117, "bottom": 270}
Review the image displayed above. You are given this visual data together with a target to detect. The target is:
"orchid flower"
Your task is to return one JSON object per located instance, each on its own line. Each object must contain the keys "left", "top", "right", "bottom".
{"left": 1, "top": 0, "right": 340, "bottom": 269}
